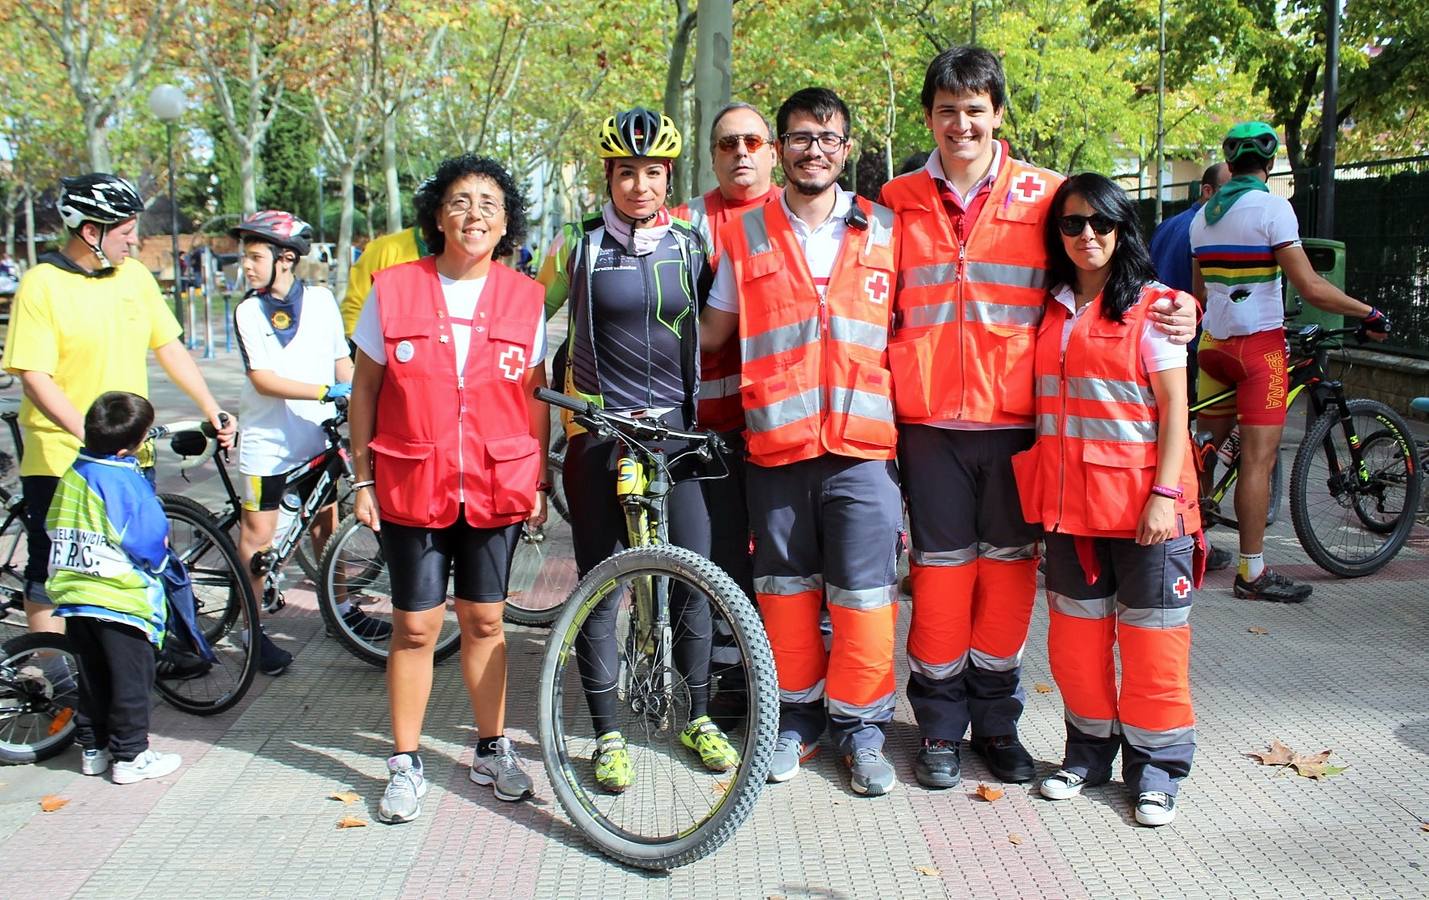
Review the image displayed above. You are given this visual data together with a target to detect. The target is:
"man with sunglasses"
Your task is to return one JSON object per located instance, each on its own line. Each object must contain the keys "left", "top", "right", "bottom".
{"left": 1190, "top": 122, "right": 1389, "bottom": 603}
{"left": 701, "top": 87, "right": 904, "bottom": 797}
{"left": 672, "top": 104, "right": 781, "bottom": 605}
{"left": 879, "top": 47, "right": 1196, "bottom": 792}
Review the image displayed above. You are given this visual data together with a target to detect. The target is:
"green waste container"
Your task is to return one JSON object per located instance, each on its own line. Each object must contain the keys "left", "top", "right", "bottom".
{"left": 1284, "top": 238, "right": 1345, "bottom": 331}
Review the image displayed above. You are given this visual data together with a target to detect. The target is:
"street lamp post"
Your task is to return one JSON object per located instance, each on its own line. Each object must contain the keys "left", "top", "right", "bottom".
{"left": 314, "top": 164, "right": 326, "bottom": 246}
{"left": 148, "top": 84, "right": 187, "bottom": 324}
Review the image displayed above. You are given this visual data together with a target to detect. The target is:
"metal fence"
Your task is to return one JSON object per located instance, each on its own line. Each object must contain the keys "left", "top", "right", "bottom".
{"left": 1133, "top": 156, "right": 1429, "bottom": 359}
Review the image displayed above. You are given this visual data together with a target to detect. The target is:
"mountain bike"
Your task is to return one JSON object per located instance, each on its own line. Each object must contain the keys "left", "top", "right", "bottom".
{"left": 1193, "top": 325, "right": 1421, "bottom": 577}
{"left": 0, "top": 631, "right": 80, "bottom": 764}
{"left": 532, "top": 387, "right": 777, "bottom": 870}
{"left": 0, "top": 400, "right": 32, "bottom": 645}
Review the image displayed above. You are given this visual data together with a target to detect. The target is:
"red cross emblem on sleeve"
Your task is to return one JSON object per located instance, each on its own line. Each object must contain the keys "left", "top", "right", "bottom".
{"left": 1012, "top": 173, "right": 1047, "bottom": 203}
{"left": 1172, "top": 575, "right": 1191, "bottom": 599}
{"left": 864, "top": 272, "right": 889, "bottom": 305}
{"left": 498, "top": 346, "right": 526, "bottom": 381}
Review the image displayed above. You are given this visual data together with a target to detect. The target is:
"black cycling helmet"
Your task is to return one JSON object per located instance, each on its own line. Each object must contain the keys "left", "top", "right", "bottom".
{"left": 58, "top": 173, "right": 144, "bottom": 270}
{"left": 598, "top": 108, "right": 683, "bottom": 160}
{"left": 230, "top": 210, "right": 313, "bottom": 258}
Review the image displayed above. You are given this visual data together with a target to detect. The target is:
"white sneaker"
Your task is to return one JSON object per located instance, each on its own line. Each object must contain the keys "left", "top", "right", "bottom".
{"left": 111, "top": 748, "right": 182, "bottom": 784}
{"left": 1135, "top": 791, "right": 1177, "bottom": 826}
{"left": 1039, "top": 768, "right": 1110, "bottom": 800}
{"left": 81, "top": 748, "right": 113, "bottom": 776}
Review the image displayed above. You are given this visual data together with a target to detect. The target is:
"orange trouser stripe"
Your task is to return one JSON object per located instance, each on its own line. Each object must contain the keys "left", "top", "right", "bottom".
{"left": 971, "top": 557, "right": 1037, "bottom": 662}
{"left": 1048, "top": 608, "right": 1118, "bottom": 723}
{"left": 1116, "top": 622, "right": 1194, "bottom": 731}
{"left": 906, "top": 561, "right": 977, "bottom": 673}
{"left": 827, "top": 602, "right": 898, "bottom": 707}
{"left": 756, "top": 589, "right": 826, "bottom": 694}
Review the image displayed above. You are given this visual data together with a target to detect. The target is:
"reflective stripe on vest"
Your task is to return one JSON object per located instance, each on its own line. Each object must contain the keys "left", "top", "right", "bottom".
{"left": 698, "top": 373, "right": 742, "bottom": 400}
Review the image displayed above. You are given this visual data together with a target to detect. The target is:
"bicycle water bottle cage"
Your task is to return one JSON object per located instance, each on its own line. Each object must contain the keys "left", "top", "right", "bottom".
{"left": 250, "top": 549, "right": 275, "bottom": 578}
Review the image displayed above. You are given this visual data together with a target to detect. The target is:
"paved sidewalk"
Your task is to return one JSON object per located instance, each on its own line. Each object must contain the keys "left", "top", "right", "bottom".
{"left": 1, "top": 348, "right": 1426, "bottom": 899}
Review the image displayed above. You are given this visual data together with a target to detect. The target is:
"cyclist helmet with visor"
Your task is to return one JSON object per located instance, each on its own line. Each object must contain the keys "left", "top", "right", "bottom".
{"left": 58, "top": 173, "right": 145, "bottom": 270}
{"left": 1222, "top": 121, "right": 1280, "bottom": 165}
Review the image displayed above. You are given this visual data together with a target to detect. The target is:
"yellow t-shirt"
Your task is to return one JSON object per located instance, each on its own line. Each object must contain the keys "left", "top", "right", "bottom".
{"left": 340, "top": 226, "right": 426, "bottom": 336}
{"left": 2, "top": 257, "right": 182, "bottom": 476}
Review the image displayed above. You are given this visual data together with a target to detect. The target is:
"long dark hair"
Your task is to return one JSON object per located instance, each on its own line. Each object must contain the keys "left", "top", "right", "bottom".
{"left": 1044, "top": 173, "right": 1157, "bottom": 323}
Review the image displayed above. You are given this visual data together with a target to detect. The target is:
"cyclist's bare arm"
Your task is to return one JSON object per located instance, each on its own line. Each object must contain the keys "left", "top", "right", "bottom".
{"left": 700, "top": 307, "right": 738, "bottom": 353}
{"left": 1275, "top": 243, "right": 1372, "bottom": 318}
{"left": 153, "top": 338, "right": 236, "bottom": 447}
{"left": 17, "top": 370, "right": 84, "bottom": 439}
{"left": 1191, "top": 261, "right": 1206, "bottom": 306}
{"left": 349, "top": 348, "right": 384, "bottom": 531}
{"left": 247, "top": 368, "right": 344, "bottom": 401}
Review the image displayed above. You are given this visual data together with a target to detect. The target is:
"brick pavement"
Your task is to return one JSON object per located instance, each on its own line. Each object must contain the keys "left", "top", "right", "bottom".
{"left": 1, "top": 347, "right": 1426, "bottom": 899}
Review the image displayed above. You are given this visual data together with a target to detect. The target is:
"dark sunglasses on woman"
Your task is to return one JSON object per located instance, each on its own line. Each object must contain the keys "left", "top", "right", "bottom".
{"left": 1057, "top": 213, "right": 1118, "bottom": 237}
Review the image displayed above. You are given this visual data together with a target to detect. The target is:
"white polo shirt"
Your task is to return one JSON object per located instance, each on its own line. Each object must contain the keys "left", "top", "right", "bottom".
{"left": 235, "top": 283, "right": 350, "bottom": 476}
{"left": 707, "top": 188, "right": 856, "bottom": 313}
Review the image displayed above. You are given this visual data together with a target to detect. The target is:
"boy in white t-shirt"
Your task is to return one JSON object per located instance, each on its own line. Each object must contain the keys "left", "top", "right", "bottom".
{"left": 231, "top": 211, "right": 387, "bottom": 674}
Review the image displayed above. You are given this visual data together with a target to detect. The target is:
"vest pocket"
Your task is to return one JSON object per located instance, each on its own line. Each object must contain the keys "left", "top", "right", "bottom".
{"left": 742, "top": 372, "right": 817, "bottom": 459}
{"left": 368, "top": 435, "right": 436, "bottom": 521}
{"left": 1081, "top": 442, "right": 1156, "bottom": 533}
{"left": 987, "top": 324, "right": 1035, "bottom": 418}
{"left": 839, "top": 363, "right": 896, "bottom": 450}
{"left": 886, "top": 332, "right": 933, "bottom": 419}
{"left": 1009, "top": 442, "right": 1044, "bottom": 526}
{"left": 485, "top": 433, "right": 540, "bottom": 515}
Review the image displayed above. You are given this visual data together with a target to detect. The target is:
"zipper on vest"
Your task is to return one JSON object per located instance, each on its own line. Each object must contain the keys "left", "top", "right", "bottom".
{"left": 457, "top": 374, "right": 466, "bottom": 505}
{"left": 1054, "top": 334, "right": 1067, "bottom": 532}
{"left": 956, "top": 240, "right": 968, "bottom": 419}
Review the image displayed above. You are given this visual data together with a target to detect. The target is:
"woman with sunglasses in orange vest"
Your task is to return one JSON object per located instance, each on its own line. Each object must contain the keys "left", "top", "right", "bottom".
{"left": 1011, "top": 173, "right": 1204, "bottom": 827}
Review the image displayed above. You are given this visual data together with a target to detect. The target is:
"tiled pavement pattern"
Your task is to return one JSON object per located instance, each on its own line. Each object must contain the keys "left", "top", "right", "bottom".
{"left": 1, "top": 347, "right": 1426, "bottom": 899}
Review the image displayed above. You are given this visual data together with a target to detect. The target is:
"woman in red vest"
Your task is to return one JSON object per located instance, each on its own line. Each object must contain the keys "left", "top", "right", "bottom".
{"left": 348, "top": 155, "right": 550, "bottom": 824}
{"left": 1011, "top": 173, "right": 1203, "bottom": 827}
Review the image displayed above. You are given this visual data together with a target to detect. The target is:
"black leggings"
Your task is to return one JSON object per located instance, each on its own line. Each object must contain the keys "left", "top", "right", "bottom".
{"left": 565, "top": 424, "right": 714, "bottom": 735}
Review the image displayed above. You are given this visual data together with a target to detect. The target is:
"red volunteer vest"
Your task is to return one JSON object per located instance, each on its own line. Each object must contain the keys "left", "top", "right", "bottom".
{"left": 720, "top": 195, "right": 898, "bottom": 468}
{"left": 370, "top": 258, "right": 543, "bottom": 529}
{"left": 1012, "top": 284, "right": 1201, "bottom": 538}
{"left": 880, "top": 145, "right": 1062, "bottom": 426}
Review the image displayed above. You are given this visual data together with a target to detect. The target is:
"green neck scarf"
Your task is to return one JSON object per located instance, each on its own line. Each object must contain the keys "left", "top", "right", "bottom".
{"left": 1203, "top": 174, "right": 1269, "bottom": 226}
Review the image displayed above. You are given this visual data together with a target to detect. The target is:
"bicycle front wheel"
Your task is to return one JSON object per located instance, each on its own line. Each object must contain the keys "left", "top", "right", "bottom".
{"left": 0, "top": 632, "right": 80, "bottom": 764}
{"left": 1289, "top": 399, "right": 1423, "bottom": 577}
{"left": 0, "top": 506, "right": 31, "bottom": 644}
{"left": 317, "top": 514, "right": 461, "bottom": 668}
{"left": 159, "top": 494, "right": 260, "bottom": 715}
{"left": 538, "top": 544, "right": 777, "bottom": 870}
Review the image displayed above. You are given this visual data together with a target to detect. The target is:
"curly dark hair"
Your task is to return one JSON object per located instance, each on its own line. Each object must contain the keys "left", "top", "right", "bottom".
{"left": 413, "top": 154, "right": 528, "bottom": 259}
{"left": 1045, "top": 173, "right": 1158, "bottom": 324}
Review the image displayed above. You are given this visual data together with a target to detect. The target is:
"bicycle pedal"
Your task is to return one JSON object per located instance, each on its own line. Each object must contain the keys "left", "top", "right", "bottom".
{"left": 263, "top": 591, "right": 286, "bottom": 614}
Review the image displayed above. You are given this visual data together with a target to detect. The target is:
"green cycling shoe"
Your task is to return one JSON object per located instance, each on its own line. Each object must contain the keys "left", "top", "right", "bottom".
{"left": 594, "top": 731, "right": 633, "bottom": 793}
{"left": 680, "top": 715, "right": 740, "bottom": 772}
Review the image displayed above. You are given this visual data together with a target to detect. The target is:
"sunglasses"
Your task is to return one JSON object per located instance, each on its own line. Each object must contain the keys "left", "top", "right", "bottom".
{"left": 715, "top": 133, "right": 769, "bottom": 153}
{"left": 1057, "top": 213, "right": 1118, "bottom": 236}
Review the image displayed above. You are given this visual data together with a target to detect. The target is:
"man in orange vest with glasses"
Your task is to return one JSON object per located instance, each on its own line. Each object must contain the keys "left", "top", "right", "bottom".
{"left": 702, "top": 88, "right": 903, "bottom": 797}
{"left": 880, "top": 47, "right": 1196, "bottom": 790}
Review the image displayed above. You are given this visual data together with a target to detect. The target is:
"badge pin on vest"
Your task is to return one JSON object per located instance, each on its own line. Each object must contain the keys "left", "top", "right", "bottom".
{"left": 395, "top": 339, "right": 415, "bottom": 363}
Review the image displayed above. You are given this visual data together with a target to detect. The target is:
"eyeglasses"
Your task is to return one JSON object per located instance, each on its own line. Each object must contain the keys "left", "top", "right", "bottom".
{"left": 1057, "top": 213, "right": 1118, "bottom": 236}
{"left": 443, "top": 196, "right": 504, "bottom": 219}
{"left": 780, "top": 131, "right": 848, "bottom": 153}
{"left": 715, "top": 133, "right": 769, "bottom": 153}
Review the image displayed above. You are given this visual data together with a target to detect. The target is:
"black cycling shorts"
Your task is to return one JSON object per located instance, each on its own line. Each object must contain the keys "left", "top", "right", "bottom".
{"left": 378, "top": 514, "right": 522, "bottom": 612}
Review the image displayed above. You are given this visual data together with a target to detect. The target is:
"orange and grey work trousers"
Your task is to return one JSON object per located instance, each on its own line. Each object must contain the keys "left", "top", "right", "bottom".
{"left": 748, "top": 455, "right": 902, "bottom": 753}
{"left": 900, "top": 425, "right": 1040, "bottom": 742}
{"left": 1042, "top": 532, "right": 1196, "bottom": 795}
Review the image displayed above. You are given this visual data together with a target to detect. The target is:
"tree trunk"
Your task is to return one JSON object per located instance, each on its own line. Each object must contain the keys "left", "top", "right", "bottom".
{"left": 383, "top": 115, "right": 401, "bottom": 231}
{"left": 86, "top": 111, "right": 112, "bottom": 172}
{"left": 24, "top": 188, "right": 37, "bottom": 267}
{"left": 239, "top": 144, "right": 258, "bottom": 215}
{"left": 691, "top": 0, "right": 733, "bottom": 197}
{"left": 2, "top": 188, "right": 15, "bottom": 262}
{"left": 663, "top": 2, "right": 697, "bottom": 205}
{"left": 336, "top": 163, "right": 357, "bottom": 302}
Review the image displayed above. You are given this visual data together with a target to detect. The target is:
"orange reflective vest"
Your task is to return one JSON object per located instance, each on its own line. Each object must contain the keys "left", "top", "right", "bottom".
{"left": 370, "top": 258, "right": 543, "bottom": 529}
{"left": 880, "top": 146, "right": 1062, "bottom": 426}
{"left": 719, "top": 196, "right": 898, "bottom": 468}
{"left": 675, "top": 187, "right": 782, "bottom": 433}
{"left": 1012, "top": 284, "right": 1201, "bottom": 538}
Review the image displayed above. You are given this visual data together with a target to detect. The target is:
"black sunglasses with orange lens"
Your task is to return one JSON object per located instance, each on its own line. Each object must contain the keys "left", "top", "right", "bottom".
{"left": 1057, "top": 213, "right": 1118, "bottom": 236}
{"left": 715, "top": 133, "right": 769, "bottom": 153}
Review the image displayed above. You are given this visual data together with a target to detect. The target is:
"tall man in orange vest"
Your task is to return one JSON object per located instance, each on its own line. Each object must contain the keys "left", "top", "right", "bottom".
{"left": 673, "top": 102, "right": 781, "bottom": 601}
{"left": 880, "top": 47, "right": 1196, "bottom": 789}
{"left": 702, "top": 88, "right": 903, "bottom": 797}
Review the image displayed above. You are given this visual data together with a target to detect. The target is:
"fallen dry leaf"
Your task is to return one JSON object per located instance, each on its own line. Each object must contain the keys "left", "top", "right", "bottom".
{"left": 1290, "top": 749, "right": 1344, "bottom": 780}
{"left": 48, "top": 707, "right": 74, "bottom": 736}
{"left": 39, "top": 795, "right": 69, "bottom": 812}
{"left": 1008, "top": 833, "right": 1024, "bottom": 845}
{"left": 1248, "top": 626, "right": 1269, "bottom": 635}
{"left": 336, "top": 816, "right": 368, "bottom": 828}
{"left": 1421, "top": 822, "right": 1428, "bottom": 832}
{"left": 974, "top": 783, "right": 1005, "bottom": 802}
{"left": 328, "top": 791, "right": 360, "bottom": 805}
{"left": 915, "top": 865, "right": 940, "bottom": 876}
{"left": 1245, "top": 740, "right": 1295, "bottom": 766}
{"left": 1033, "top": 682, "right": 1054, "bottom": 694}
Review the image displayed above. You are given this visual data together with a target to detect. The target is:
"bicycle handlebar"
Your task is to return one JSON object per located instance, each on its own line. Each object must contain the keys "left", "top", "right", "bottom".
{"left": 151, "top": 419, "right": 219, "bottom": 471}
{"left": 534, "top": 387, "right": 726, "bottom": 453}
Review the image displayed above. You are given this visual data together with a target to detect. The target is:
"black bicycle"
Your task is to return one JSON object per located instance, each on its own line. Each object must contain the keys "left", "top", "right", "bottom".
{"left": 1194, "top": 324, "right": 1422, "bottom": 577}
